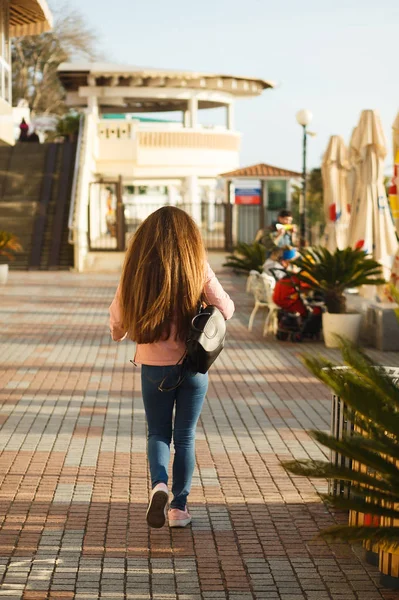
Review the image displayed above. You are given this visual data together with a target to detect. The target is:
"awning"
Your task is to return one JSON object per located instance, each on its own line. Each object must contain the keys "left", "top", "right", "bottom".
{"left": 10, "top": 0, "right": 53, "bottom": 37}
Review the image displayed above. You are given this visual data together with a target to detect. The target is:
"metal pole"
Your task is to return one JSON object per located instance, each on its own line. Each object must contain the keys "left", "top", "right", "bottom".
{"left": 300, "top": 124, "right": 307, "bottom": 247}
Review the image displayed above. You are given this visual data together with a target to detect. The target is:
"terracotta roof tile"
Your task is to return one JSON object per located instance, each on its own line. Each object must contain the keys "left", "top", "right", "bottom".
{"left": 220, "top": 162, "right": 301, "bottom": 178}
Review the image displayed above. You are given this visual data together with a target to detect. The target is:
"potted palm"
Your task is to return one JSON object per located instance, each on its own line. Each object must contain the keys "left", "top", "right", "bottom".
{"left": 0, "top": 231, "right": 22, "bottom": 284}
{"left": 283, "top": 340, "right": 399, "bottom": 588}
{"left": 292, "top": 246, "right": 385, "bottom": 347}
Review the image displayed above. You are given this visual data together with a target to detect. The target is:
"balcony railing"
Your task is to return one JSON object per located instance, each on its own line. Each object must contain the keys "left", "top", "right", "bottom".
{"left": 97, "top": 120, "right": 240, "bottom": 152}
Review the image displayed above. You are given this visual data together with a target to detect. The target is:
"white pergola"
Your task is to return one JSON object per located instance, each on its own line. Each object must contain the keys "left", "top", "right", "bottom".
{"left": 58, "top": 62, "right": 275, "bottom": 130}
{"left": 10, "top": 0, "right": 53, "bottom": 36}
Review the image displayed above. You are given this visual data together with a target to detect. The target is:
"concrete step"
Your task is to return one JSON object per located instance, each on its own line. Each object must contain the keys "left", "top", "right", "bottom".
{"left": 83, "top": 252, "right": 125, "bottom": 273}
{"left": 1, "top": 143, "right": 76, "bottom": 271}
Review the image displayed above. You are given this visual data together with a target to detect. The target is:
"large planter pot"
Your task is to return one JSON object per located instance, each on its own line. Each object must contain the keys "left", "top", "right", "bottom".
{"left": 0, "top": 264, "right": 8, "bottom": 285}
{"left": 322, "top": 312, "right": 362, "bottom": 348}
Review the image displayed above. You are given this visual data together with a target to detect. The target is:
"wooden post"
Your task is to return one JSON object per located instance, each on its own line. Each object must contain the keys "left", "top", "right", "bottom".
{"left": 116, "top": 176, "right": 125, "bottom": 251}
{"left": 260, "top": 179, "right": 266, "bottom": 230}
{"left": 224, "top": 180, "right": 233, "bottom": 252}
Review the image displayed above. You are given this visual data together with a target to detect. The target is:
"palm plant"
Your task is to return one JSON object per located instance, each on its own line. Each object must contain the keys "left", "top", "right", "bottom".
{"left": 0, "top": 231, "right": 22, "bottom": 262}
{"left": 56, "top": 113, "right": 81, "bottom": 141}
{"left": 389, "top": 284, "right": 399, "bottom": 322}
{"left": 291, "top": 246, "right": 385, "bottom": 313}
{"left": 223, "top": 242, "right": 266, "bottom": 274}
{"left": 283, "top": 339, "right": 399, "bottom": 550}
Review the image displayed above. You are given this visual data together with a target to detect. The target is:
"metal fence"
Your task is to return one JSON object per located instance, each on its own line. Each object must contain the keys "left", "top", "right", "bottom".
{"left": 88, "top": 183, "right": 302, "bottom": 253}
{"left": 88, "top": 188, "right": 230, "bottom": 251}
{"left": 124, "top": 201, "right": 229, "bottom": 250}
{"left": 88, "top": 180, "right": 126, "bottom": 251}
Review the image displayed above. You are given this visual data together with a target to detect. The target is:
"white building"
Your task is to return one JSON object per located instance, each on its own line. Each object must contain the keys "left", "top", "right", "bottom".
{"left": 57, "top": 62, "right": 274, "bottom": 271}
{"left": 0, "top": 0, "right": 52, "bottom": 145}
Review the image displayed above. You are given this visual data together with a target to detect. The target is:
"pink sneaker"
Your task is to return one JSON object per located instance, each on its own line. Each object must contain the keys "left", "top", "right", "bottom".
{"left": 168, "top": 507, "right": 192, "bottom": 528}
{"left": 146, "top": 483, "right": 169, "bottom": 529}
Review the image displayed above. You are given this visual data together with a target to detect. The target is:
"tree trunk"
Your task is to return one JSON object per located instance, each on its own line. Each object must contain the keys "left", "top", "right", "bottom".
{"left": 325, "top": 292, "right": 346, "bottom": 314}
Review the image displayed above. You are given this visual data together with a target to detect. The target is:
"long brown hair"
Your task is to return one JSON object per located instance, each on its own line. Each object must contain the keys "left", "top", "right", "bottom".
{"left": 120, "top": 206, "right": 206, "bottom": 344}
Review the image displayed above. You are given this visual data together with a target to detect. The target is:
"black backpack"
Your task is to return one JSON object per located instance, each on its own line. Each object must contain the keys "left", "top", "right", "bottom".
{"left": 158, "top": 305, "right": 226, "bottom": 391}
{"left": 186, "top": 305, "right": 226, "bottom": 374}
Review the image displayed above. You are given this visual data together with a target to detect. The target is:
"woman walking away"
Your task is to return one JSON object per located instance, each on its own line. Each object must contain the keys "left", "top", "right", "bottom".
{"left": 109, "top": 207, "right": 234, "bottom": 529}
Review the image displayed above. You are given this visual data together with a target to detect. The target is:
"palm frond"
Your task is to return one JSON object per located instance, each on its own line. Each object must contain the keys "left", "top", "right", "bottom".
{"left": 283, "top": 460, "right": 399, "bottom": 498}
{"left": 308, "top": 431, "right": 399, "bottom": 481}
{"left": 291, "top": 246, "right": 385, "bottom": 313}
{"left": 0, "top": 231, "right": 22, "bottom": 260}
{"left": 282, "top": 338, "right": 399, "bottom": 548}
{"left": 319, "top": 526, "right": 399, "bottom": 550}
{"left": 322, "top": 496, "right": 399, "bottom": 521}
{"left": 223, "top": 242, "right": 266, "bottom": 273}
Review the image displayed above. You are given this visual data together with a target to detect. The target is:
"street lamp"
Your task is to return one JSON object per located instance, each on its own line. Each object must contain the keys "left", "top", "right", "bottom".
{"left": 296, "top": 109, "right": 313, "bottom": 247}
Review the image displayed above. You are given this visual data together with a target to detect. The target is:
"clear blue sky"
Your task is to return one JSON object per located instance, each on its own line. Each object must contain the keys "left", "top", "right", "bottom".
{"left": 56, "top": 0, "right": 399, "bottom": 173}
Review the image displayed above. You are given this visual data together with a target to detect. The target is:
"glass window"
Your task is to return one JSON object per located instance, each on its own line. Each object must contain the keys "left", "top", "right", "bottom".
{"left": 3, "top": 1, "right": 9, "bottom": 63}
{"left": 0, "top": 1, "right": 11, "bottom": 103}
{"left": 267, "top": 179, "right": 288, "bottom": 211}
{"left": 0, "top": 2, "right": 4, "bottom": 54}
{"left": 4, "top": 66, "right": 10, "bottom": 103}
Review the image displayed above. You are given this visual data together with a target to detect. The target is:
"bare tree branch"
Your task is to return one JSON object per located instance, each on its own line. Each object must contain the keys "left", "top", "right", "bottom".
{"left": 12, "top": 3, "right": 102, "bottom": 115}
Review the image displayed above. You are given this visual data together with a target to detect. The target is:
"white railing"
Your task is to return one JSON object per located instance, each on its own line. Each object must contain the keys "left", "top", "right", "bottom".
{"left": 98, "top": 121, "right": 135, "bottom": 139}
{"left": 68, "top": 114, "right": 84, "bottom": 243}
{"left": 97, "top": 120, "right": 240, "bottom": 152}
{"left": 69, "top": 110, "right": 99, "bottom": 271}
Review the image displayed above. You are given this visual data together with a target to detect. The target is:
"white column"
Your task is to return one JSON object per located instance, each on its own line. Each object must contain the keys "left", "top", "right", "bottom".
{"left": 184, "top": 110, "right": 191, "bottom": 128}
{"left": 206, "top": 183, "right": 217, "bottom": 232}
{"left": 227, "top": 103, "right": 235, "bottom": 130}
{"left": 188, "top": 96, "right": 198, "bottom": 128}
{"left": 229, "top": 181, "right": 238, "bottom": 246}
{"left": 185, "top": 175, "right": 201, "bottom": 224}
{"left": 262, "top": 180, "right": 268, "bottom": 226}
{"left": 87, "top": 95, "right": 99, "bottom": 118}
{"left": 168, "top": 184, "right": 178, "bottom": 206}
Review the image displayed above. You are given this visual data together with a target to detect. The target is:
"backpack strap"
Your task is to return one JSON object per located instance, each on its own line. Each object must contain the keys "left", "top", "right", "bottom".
{"left": 158, "top": 352, "right": 188, "bottom": 392}
{"left": 158, "top": 300, "right": 203, "bottom": 393}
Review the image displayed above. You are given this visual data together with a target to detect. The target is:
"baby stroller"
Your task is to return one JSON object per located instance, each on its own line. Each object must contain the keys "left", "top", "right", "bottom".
{"left": 272, "top": 273, "right": 324, "bottom": 342}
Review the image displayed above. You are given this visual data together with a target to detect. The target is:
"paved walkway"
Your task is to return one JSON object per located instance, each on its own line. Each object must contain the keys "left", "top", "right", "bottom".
{"left": 0, "top": 266, "right": 398, "bottom": 600}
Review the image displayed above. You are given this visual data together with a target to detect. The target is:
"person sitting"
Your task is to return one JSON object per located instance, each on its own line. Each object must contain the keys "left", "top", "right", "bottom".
{"left": 27, "top": 130, "right": 40, "bottom": 143}
{"left": 272, "top": 273, "right": 310, "bottom": 317}
{"left": 263, "top": 248, "right": 287, "bottom": 281}
{"left": 255, "top": 210, "right": 297, "bottom": 259}
{"left": 271, "top": 209, "right": 297, "bottom": 249}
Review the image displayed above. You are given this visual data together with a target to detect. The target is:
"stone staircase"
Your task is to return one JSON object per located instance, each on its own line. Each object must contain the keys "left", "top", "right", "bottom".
{"left": 0, "top": 142, "right": 76, "bottom": 270}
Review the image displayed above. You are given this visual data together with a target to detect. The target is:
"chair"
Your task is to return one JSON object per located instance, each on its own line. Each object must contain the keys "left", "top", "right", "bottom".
{"left": 246, "top": 270, "right": 260, "bottom": 294}
{"left": 248, "top": 273, "right": 279, "bottom": 337}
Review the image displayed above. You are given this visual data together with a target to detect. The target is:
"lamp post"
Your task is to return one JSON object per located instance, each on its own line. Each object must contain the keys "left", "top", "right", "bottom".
{"left": 296, "top": 109, "right": 313, "bottom": 247}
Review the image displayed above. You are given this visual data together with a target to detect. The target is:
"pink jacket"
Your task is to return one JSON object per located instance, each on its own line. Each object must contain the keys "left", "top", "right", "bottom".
{"left": 109, "top": 263, "right": 235, "bottom": 366}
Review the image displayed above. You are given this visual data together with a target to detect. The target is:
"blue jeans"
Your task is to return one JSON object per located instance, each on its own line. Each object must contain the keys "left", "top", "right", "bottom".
{"left": 141, "top": 365, "right": 208, "bottom": 510}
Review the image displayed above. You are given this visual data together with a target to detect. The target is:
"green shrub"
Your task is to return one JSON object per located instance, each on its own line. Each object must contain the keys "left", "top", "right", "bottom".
{"left": 223, "top": 242, "right": 266, "bottom": 274}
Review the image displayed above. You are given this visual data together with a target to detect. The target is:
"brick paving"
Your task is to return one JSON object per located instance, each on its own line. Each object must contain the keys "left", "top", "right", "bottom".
{"left": 0, "top": 265, "right": 398, "bottom": 600}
